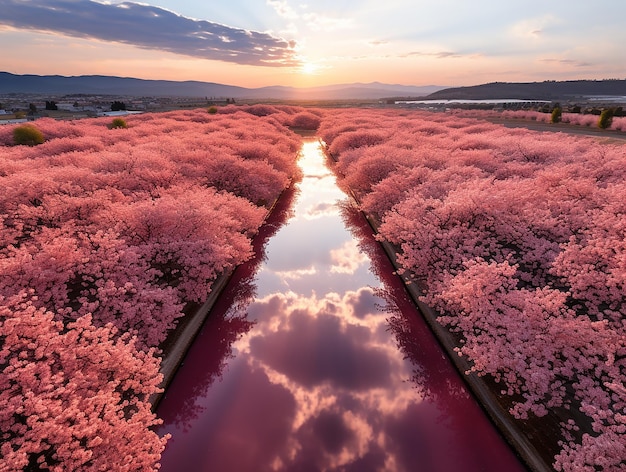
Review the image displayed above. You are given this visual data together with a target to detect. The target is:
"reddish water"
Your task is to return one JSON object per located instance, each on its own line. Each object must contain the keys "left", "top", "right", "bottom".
{"left": 156, "top": 139, "right": 527, "bottom": 471}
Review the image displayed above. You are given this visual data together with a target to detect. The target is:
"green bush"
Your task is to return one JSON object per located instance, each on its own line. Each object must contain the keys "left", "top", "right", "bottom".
{"left": 109, "top": 118, "right": 128, "bottom": 129}
{"left": 13, "top": 125, "right": 45, "bottom": 146}
{"left": 550, "top": 107, "right": 562, "bottom": 124}
{"left": 598, "top": 108, "right": 614, "bottom": 129}
{"left": 207, "top": 106, "right": 218, "bottom": 115}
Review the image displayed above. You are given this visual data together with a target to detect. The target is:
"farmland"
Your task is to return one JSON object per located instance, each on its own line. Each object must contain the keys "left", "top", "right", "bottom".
{"left": 1, "top": 105, "right": 625, "bottom": 471}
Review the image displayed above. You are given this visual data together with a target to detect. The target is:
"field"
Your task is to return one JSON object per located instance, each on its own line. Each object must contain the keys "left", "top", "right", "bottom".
{"left": 319, "top": 108, "right": 625, "bottom": 471}
{"left": 0, "top": 107, "right": 308, "bottom": 470}
{"left": 1, "top": 105, "right": 625, "bottom": 471}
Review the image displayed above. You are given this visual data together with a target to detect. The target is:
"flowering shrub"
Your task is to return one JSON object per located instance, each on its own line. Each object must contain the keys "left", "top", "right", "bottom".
{"left": 501, "top": 110, "right": 551, "bottom": 122}
{"left": 291, "top": 111, "right": 322, "bottom": 130}
{"left": 0, "top": 107, "right": 301, "bottom": 469}
{"left": 321, "top": 108, "right": 626, "bottom": 471}
{"left": 0, "top": 291, "right": 168, "bottom": 471}
{"left": 562, "top": 113, "right": 599, "bottom": 127}
{"left": 1, "top": 112, "right": 298, "bottom": 347}
{"left": 500, "top": 109, "right": 626, "bottom": 131}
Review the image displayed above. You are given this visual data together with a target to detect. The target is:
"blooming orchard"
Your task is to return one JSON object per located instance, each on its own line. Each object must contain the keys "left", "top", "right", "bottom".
{"left": 0, "top": 108, "right": 301, "bottom": 470}
{"left": 1, "top": 292, "right": 167, "bottom": 471}
{"left": 4, "top": 102, "right": 624, "bottom": 470}
{"left": 320, "top": 109, "right": 626, "bottom": 471}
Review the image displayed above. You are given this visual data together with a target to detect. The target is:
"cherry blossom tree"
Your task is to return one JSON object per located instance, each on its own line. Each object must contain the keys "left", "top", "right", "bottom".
{"left": 320, "top": 107, "right": 626, "bottom": 470}
{"left": 0, "top": 291, "right": 168, "bottom": 471}
{"left": 0, "top": 106, "right": 303, "bottom": 469}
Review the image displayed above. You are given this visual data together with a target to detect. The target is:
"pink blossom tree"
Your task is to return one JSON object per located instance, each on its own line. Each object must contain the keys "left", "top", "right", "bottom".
{"left": 0, "top": 106, "right": 303, "bottom": 469}
{"left": 320, "top": 107, "right": 626, "bottom": 470}
{"left": 0, "top": 291, "right": 168, "bottom": 471}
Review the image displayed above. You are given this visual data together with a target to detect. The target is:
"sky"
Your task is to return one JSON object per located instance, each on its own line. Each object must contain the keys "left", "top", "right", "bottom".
{"left": 0, "top": 0, "right": 624, "bottom": 88}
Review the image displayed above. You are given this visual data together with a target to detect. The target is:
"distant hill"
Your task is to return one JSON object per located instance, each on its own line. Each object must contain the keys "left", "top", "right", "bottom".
{"left": 425, "top": 80, "right": 626, "bottom": 101}
{"left": 4, "top": 73, "right": 625, "bottom": 102}
{"left": 0, "top": 72, "right": 444, "bottom": 100}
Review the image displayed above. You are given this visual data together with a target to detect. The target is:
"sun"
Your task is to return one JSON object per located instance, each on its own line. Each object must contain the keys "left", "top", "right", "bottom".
{"left": 299, "top": 61, "right": 320, "bottom": 75}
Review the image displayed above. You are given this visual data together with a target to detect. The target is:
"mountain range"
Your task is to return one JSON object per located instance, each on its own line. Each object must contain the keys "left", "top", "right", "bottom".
{"left": 2, "top": 72, "right": 624, "bottom": 101}
{"left": 0, "top": 72, "right": 443, "bottom": 100}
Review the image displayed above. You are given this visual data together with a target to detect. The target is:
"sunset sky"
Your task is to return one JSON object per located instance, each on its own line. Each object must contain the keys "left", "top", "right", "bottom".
{"left": 0, "top": 0, "right": 624, "bottom": 88}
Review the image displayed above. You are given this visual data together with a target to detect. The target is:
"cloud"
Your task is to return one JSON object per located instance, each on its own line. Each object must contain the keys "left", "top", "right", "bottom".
{"left": 266, "top": 0, "right": 355, "bottom": 32}
{"left": 511, "top": 15, "right": 561, "bottom": 41}
{"left": 540, "top": 58, "right": 592, "bottom": 67}
{"left": 302, "top": 201, "right": 338, "bottom": 220}
{"left": 274, "top": 265, "right": 318, "bottom": 281}
{"left": 344, "top": 287, "right": 380, "bottom": 320}
{"left": 267, "top": 0, "right": 299, "bottom": 20}
{"left": 329, "top": 240, "right": 368, "bottom": 274}
{"left": 249, "top": 309, "right": 392, "bottom": 391}
{"left": 401, "top": 50, "right": 462, "bottom": 59}
{"left": 0, "top": 0, "right": 300, "bottom": 66}
{"left": 303, "top": 12, "right": 354, "bottom": 31}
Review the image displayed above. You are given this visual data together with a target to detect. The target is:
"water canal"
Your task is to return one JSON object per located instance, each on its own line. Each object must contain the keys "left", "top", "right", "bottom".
{"left": 155, "top": 139, "right": 527, "bottom": 471}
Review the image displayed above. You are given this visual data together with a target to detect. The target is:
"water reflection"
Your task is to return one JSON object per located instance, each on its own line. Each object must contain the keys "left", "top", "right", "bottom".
{"left": 157, "top": 181, "right": 297, "bottom": 431}
{"left": 156, "top": 140, "right": 526, "bottom": 471}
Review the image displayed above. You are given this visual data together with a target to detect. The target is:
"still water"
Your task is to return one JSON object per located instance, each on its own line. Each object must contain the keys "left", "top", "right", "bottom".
{"left": 156, "top": 139, "right": 526, "bottom": 471}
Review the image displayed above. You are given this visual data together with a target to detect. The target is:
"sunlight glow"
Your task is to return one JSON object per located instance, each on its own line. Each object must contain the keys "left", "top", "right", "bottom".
{"left": 299, "top": 61, "right": 320, "bottom": 75}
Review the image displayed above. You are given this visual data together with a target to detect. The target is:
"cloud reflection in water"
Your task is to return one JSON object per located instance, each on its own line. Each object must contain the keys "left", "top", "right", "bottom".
{"left": 156, "top": 140, "right": 525, "bottom": 472}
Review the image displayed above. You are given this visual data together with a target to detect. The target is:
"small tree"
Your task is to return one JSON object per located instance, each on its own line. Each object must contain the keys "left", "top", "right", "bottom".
{"left": 111, "top": 101, "right": 127, "bottom": 111}
{"left": 550, "top": 106, "right": 562, "bottom": 124}
{"left": 108, "top": 117, "right": 128, "bottom": 129}
{"left": 13, "top": 125, "right": 45, "bottom": 146}
{"left": 208, "top": 106, "right": 218, "bottom": 114}
{"left": 598, "top": 108, "right": 614, "bottom": 129}
{"left": 45, "top": 101, "right": 58, "bottom": 111}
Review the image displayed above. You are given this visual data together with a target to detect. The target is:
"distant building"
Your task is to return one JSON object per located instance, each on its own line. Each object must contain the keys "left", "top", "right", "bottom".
{"left": 56, "top": 103, "right": 79, "bottom": 111}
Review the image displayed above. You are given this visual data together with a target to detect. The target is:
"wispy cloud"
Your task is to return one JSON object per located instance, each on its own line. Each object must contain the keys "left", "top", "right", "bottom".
{"left": 540, "top": 58, "right": 593, "bottom": 68}
{"left": 401, "top": 50, "right": 463, "bottom": 59}
{"left": 267, "top": 0, "right": 299, "bottom": 20}
{"left": 0, "top": 0, "right": 300, "bottom": 67}
{"left": 266, "top": 0, "right": 354, "bottom": 32}
{"left": 510, "top": 15, "right": 560, "bottom": 40}
{"left": 319, "top": 49, "right": 470, "bottom": 63}
{"left": 303, "top": 12, "right": 354, "bottom": 31}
